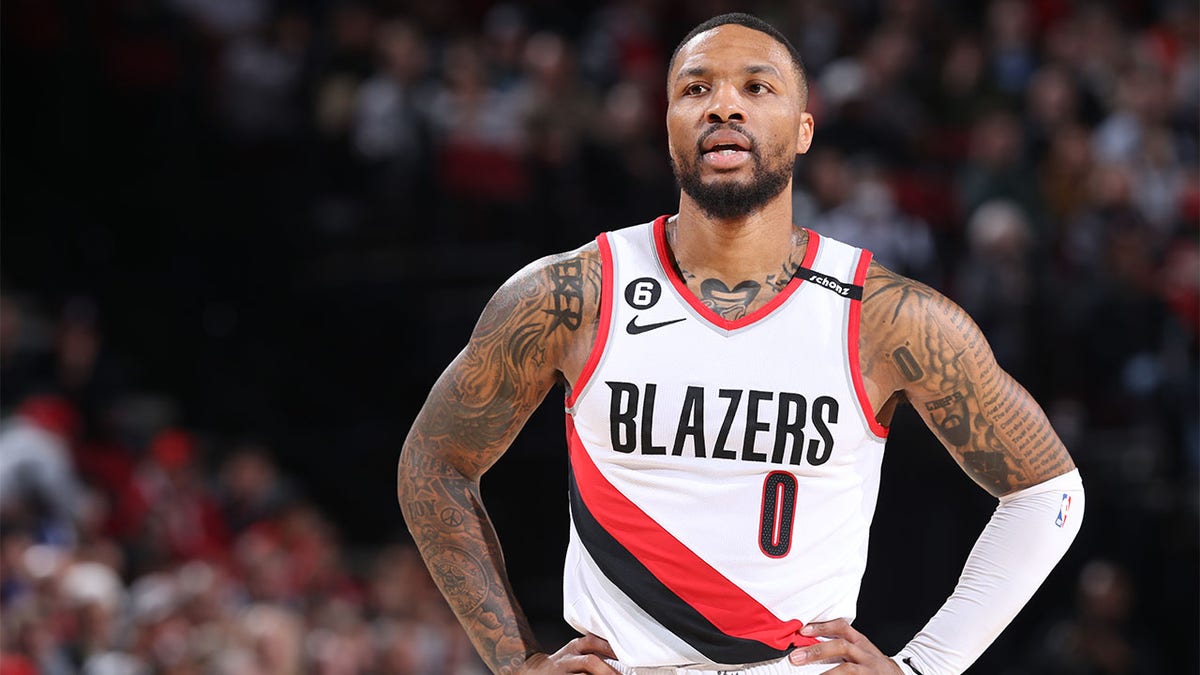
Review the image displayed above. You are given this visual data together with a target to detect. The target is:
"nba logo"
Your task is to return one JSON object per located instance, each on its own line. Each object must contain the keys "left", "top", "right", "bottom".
{"left": 1055, "top": 493, "right": 1072, "bottom": 527}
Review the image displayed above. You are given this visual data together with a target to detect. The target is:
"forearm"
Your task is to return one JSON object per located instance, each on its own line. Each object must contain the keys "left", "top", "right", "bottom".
{"left": 893, "top": 469, "right": 1085, "bottom": 675}
{"left": 398, "top": 446, "right": 540, "bottom": 673}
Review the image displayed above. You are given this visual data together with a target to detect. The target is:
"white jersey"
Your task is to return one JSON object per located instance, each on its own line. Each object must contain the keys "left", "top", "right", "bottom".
{"left": 562, "top": 216, "right": 890, "bottom": 668}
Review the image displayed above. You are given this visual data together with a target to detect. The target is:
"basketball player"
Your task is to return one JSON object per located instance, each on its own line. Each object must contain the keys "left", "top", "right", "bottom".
{"left": 397, "top": 13, "right": 1084, "bottom": 675}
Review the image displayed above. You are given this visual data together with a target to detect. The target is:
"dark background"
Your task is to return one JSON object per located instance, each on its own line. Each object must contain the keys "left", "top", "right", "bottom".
{"left": 1, "top": 0, "right": 1197, "bottom": 673}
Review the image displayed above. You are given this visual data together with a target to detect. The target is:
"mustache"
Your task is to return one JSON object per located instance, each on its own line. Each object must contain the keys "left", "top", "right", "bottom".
{"left": 696, "top": 122, "right": 759, "bottom": 157}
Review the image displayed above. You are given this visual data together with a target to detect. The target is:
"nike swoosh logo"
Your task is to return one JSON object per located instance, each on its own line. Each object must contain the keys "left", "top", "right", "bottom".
{"left": 626, "top": 316, "right": 686, "bottom": 335}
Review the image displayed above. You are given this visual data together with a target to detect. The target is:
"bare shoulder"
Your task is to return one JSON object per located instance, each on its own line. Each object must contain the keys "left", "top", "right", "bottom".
{"left": 859, "top": 260, "right": 1075, "bottom": 496}
{"left": 402, "top": 241, "right": 603, "bottom": 480}
{"left": 859, "top": 260, "right": 993, "bottom": 399}
{"left": 857, "top": 261, "right": 955, "bottom": 397}
{"left": 860, "top": 260, "right": 954, "bottom": 333}
{"left": 473, "top": 241, "right": 603, "bottom": 380}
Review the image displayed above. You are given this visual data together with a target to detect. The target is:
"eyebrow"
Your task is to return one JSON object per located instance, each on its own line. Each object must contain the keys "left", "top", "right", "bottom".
{"left": 745, "top": 64, "right": 783, "bottom": 78}
{"left": 675, "top": 63, "right": 784, "bottom": 82}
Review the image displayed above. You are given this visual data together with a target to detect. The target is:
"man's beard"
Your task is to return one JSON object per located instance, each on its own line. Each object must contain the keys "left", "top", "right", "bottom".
{"left": 672, "top": 126, "right": 794, "bottom": 220}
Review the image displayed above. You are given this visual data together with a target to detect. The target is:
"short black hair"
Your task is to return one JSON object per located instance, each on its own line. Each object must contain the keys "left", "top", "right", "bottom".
{"left": 669, "top": 13, "right": 808, "bottom": 103}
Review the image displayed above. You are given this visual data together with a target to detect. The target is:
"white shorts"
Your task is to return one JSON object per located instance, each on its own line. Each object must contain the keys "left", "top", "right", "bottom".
{"left": 603, "top": 656, "right": 837, "bottom": 674}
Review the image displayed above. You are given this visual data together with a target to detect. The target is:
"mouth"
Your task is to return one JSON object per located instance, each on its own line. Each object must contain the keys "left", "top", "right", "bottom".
{"left": 700, "top": 143, "right": 753, "bottom": 169}
{"left": 698, "top": 128, "right": 754, "bottom": 169}
{"left": 704, "top": 144, "right": 749, "bottom": 156}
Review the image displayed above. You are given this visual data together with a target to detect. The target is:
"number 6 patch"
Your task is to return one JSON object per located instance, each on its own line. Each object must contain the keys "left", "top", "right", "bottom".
{"left": 624, "top": 277, "right": 662, "bottom": 309}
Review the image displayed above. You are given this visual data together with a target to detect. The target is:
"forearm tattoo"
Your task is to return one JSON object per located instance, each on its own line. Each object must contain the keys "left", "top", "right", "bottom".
{"left": 863, "top": 264, "right": 1074, "bottom": 495}
{"left": 398, "top": 250, "right": 602, "bottom": 672}
{"left": 398, "top": 449, "right": 535, "bottom": 673}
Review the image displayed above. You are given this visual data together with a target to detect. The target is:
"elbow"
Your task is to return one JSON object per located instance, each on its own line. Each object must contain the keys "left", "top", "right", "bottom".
{"left": 395, "top": 446, "right": 424, "bottom": 539}
{"left": 396, "top": 442, "right": 419, "bottom": 508}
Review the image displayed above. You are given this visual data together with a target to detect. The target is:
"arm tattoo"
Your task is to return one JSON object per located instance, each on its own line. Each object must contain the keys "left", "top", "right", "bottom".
{"left": 864, "top": 267, "right": 935, "bottom": 325}
{"left": 418, "top": 252, "right": 599, "bottom": 473}
{"left": 893, "top": 345, "right": 925, "bottom": 382}
{"left": 544, "top": 260, "right": 584, "bottom": 331}
{"left": 398, "top": 450, "right": 533, "bottom": 673}
{"left": 399, "top": 248, "right": 602, "bottom": 672}
{"left": 924, "top": 389, "right": 969, "bottom": 446}
{"left": 862, "top": 263, "right": 1075, "bottom": 496}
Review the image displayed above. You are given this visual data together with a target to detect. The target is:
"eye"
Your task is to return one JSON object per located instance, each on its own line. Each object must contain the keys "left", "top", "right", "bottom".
{"left": 746, "top": 82, "right": 771, "bottom": 95}
{"left": 684, "top": 83, "right": 709, "bottom": 96}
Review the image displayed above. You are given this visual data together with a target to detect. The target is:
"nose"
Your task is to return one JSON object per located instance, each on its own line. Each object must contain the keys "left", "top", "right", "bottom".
{"left": 705, "top": 82, "right": 745, "bottom": 124}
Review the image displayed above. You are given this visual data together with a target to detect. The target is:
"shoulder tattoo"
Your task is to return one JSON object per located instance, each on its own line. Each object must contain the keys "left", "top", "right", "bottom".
{"left": 862, "top": 263, "right": 1073, "bottom": 494}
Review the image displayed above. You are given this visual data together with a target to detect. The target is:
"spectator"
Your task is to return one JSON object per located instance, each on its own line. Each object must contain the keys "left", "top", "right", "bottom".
{"left": 523, "top": 30, "right": 603, "bottom": 247}
{"left": 959, "top": 109, "right": 1044, "bottom": 236}
{"left": 128, "top": 430, "right": 229, "bottom": 569}
{"left": 810, "top": 164, "right": 939, "bottom": 284}
{"left": 218, "top": 9, "right": 313, "bottom": 145}
{"left": 1038, "top": 123, "right": 1093, "bottom": 231}
{"left": 428, "top": 37, "right": 532, "bottom": 224}
{"left": 1024, "top": 560, "right": 1161, "bottom": 674}
{"left": 310, "top": 2, "right": 380, "bottom": 233}
{"left": 955, "top": 200, "right": 1040, "bottom": 384}
{"left": 1024, "top": 64, "right": 1082, "bottom": 162}
{"left": 0, "top": 397, "right": 85, "bottom": 547}
{"left": 927, "top": 35, "right": 1002, "bottom": 157}
{"left": 986, "top": 0, "right": 1037, "bottom": 95}
{"left": 58, "top": 561, "right": 127, "bottom": 673}
{"left": 351, "top": 18, "right": 436, "bottom": 230}
{"left": 216, "top": 445, "right": 293, "bottom": 535}
{"left": 0, "top": 295, "right": 55, "bottom": 412}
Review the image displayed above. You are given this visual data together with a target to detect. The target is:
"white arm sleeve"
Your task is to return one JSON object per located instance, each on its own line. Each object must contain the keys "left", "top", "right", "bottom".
{"left": 892, "top": 468, "right": 1085, "bottom": 675}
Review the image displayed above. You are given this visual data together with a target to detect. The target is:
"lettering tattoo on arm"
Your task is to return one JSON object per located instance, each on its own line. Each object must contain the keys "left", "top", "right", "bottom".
{"left": 398, "top": 249, "right": 601, "bottom": 673}
{"left": 861, "top": 263, "right": 1075, "bottom": 496}
{"left": 544, "top": 259, "right": 584, "bottom": 331}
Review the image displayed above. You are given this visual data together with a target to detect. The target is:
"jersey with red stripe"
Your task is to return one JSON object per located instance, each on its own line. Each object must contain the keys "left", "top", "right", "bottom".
{"left": 562, "top": 215, "right": 889, "bottom": 668}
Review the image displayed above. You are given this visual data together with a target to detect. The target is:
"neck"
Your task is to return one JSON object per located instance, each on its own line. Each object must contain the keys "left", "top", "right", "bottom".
{"left": 670, "top": 192, "right": 801, "bottom": 282}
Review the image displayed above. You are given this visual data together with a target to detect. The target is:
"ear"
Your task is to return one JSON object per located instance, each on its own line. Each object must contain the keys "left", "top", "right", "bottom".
{"left": 795, "top": 112, "right": 815, "bottom": 155}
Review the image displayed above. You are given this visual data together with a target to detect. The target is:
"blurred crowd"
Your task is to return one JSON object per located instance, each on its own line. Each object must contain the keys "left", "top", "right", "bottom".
{"left": 0, "top": 393, "right": 485, "bottom": 673}
{"left": 2, "top": 0, "right": 1198, "bottom": 673}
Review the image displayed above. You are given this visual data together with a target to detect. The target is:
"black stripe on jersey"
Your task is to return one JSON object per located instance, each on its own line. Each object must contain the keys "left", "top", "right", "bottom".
{"left": 567, "top": 465, "right": 790, "bottom": 665}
